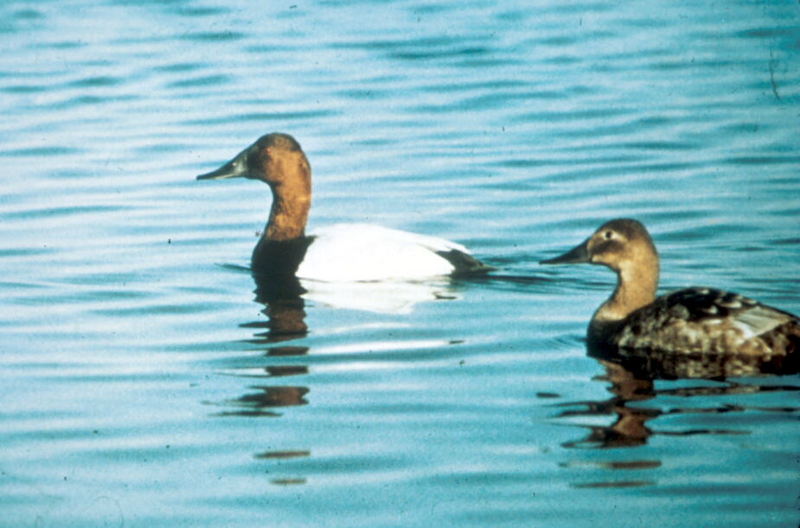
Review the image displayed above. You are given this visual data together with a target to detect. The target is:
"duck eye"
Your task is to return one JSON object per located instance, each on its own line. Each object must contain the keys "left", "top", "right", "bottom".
{"left": 603, "top": 230, "right": 613, "bottom": 240}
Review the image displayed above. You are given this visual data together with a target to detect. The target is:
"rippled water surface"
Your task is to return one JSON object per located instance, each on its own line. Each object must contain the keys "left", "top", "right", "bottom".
{"left": 2, "top": 1, "right": 799, "bottom": 526}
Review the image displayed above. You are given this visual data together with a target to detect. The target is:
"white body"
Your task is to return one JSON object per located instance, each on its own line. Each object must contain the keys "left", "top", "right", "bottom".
{"left": 295, "top": 223, "right": 470, "bottom": 282}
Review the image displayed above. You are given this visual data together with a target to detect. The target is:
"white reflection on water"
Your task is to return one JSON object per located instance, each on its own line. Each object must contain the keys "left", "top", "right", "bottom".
{"left": 301, "top": 278, "right": 460, "bottom": 314}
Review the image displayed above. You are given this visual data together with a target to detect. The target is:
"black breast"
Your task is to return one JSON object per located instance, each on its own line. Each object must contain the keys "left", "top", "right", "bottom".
{"left": 251, "top": 236, "right": 315, "bottom": 277}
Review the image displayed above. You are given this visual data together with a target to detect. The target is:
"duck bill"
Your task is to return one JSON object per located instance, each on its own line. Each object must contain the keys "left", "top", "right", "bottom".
{"left": 540, "top": 238, "right": 590, "bottom": 265}
{"left": 196, "top": 149, "right": 249, "bottom": 180}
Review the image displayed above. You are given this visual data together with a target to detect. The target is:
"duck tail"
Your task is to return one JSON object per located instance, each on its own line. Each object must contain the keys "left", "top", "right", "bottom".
{"left": 767, "top": 319, "right": 800, "bottom": 374}
{"left": 437, "top": 249, "right": 495, "bottom": 276}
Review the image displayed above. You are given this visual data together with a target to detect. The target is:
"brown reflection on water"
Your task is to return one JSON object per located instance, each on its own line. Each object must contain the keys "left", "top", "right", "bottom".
{"left": 220, "top": 275, "right": 311, "bottom": 413}
{"left": 255, "top": 450, "right": 311, "bottom": 460}
{"left": 560, "top": 359, "right": 800, "bottom": 450}
{"left": 214, "top": 276, "right": 311, "bottom": 415}
{"left": 211, "top": 274, "right": 314, "bottom": 484}
{"left": 559, "top": 361, "right": 658, "bottom": 450}
{"left": 263, "top": 363, "right": 309, "bottom": 377}
{"left": 216, "top": 385, "right": 309, "bottom": 417}
{"left": 241, "top": 274, "right": 309, "bottom": 344}
{"left": 557, "top": 346, "right": 800, "bottom": 489}
{"left": 270, "top": 478, "right": 307, "bottom": 486}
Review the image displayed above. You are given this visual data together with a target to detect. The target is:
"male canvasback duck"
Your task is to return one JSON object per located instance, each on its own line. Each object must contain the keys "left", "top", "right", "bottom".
{"left": 197, "top": 133, "right": 491, "bottom": 282}
{"left": 541, "top": 218, "right": 800, "bottom": 358}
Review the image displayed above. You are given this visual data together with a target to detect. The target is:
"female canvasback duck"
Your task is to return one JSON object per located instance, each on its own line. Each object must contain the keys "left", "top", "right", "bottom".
{"left": 197, "top": 133, "right": 491, "bottom": 282}
{"left": 541, "top": 218, "right": 800, "bottom": 357}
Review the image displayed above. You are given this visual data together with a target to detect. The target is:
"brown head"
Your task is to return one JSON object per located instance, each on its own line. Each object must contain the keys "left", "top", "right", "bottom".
{"left": 196, "top": 132, "right": 311, "bottom": 190}
{"left": 541, "top": 219, "right": 661, "bottom": 322}
{"left": 197, "top": 132, "right": 313, "bottom": 242}
{"left": 541, "top": 219, "right": 658, "bottom": 274}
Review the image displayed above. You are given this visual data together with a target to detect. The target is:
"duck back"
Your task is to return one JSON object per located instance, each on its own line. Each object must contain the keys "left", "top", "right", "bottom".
{"left": 604, "top": 287, "right": 800, "bottom": 356}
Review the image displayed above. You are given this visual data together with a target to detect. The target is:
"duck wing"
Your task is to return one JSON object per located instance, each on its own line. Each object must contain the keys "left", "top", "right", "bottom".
{"left": 615, "top": 287, "right": 800, "bottom": 356}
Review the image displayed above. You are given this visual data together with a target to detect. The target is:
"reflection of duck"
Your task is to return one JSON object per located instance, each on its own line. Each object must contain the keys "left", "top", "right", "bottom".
{"left": 217, "top": 386, "right": 309, "bottom": 417}
{"left": 558, "top": 360, "right": 800, "bottom": 450}
{"left": 249, "top": 261, "right": 460, "bottom": 314}
{"left": 559, "top": 361, "right": 657, "bottom": 449}
{"left": 250, "top": 274, "right": 308, "bottom": 341}
{"left": 197, "top": 133, "right": 492, "bottom": 281}
{"left": 541, "top": 219, "right": 800, "bottom": 367}
{"left": 299, "top": 278, "right": 461, "bottom": 314}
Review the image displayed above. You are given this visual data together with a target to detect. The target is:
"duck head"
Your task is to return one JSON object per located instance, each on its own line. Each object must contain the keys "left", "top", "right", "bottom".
{"left": 541, "top": 218, "right": 658, "bottom": 276}
{"left": 196, "top": 132, "right": 311, "bottom": 189}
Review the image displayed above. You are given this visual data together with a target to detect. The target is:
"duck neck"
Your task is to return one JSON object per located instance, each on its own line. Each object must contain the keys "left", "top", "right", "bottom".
{"left": 265, "top": 180, "right": 311, "bottom": 241}
{"left": 595, "top": 258, "right": 659, "bottom": 323}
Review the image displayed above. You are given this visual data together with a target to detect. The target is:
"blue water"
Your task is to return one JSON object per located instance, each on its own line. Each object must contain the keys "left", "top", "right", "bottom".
{"left": 1, "top": 1, "right": 799, "bottom": 527}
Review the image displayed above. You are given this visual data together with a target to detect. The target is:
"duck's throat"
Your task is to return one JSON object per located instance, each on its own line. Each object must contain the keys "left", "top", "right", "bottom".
{"left": 595, "top": 267, "right": 658, "bottom": 323}
{"left": 265, "top": 191, "right": 310, "bottom": 242}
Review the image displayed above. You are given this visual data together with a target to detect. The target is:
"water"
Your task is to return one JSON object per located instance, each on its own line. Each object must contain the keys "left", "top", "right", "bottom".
{"left": 1, "top": 1, "right": 799, "bottom": 526}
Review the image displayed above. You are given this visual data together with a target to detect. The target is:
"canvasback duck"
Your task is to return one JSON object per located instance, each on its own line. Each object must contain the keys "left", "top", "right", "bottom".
{"left": 197, "top": 133, "right": 491, "bottom": 281}
{"left": 541, "top": 218, "right": 800, "bottom": 358}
